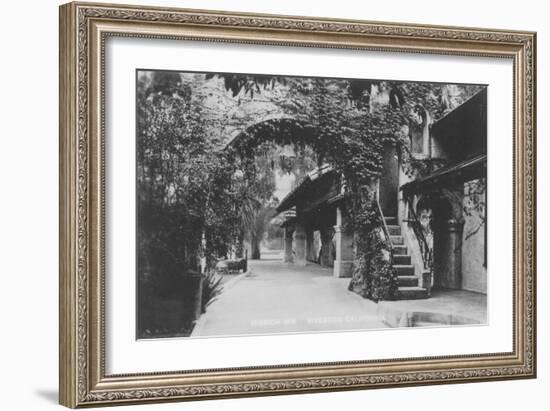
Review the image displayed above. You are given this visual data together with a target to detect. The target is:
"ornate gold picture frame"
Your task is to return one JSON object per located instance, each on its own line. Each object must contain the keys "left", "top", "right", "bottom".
{"left": 59, "top": 1, "right": 536, "bottom": 408}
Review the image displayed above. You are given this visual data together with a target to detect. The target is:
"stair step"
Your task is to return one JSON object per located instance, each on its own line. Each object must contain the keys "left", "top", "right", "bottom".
{"left": 390, "top": 236, "right": 404, "bottom": 245}
{"left": 397, "top": 286, "right": 429, "bottom": 300}
{"left": 394, "top": 264, "right": 414, "bottom": 275}
{"left": 393, "top": 254, "right": 411, "bottom": 265}
{"left": 387, "top": 225, "right": 401, "bottom": 235}
{"left": 385, "top": 217, "right": 398, "bottom": 225}
{"left": 397, "top": 275, "right": 419, "bottom": 287}
{"left": 393, "top": 245, "right": 408, "bottom": 255}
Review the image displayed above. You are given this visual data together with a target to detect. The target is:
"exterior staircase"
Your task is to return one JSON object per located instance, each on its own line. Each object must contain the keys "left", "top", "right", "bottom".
{"left": 384, "top": 217, "right": 429, "bottom": 300}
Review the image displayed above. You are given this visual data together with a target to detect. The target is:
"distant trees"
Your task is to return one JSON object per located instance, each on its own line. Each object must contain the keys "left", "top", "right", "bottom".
{"left": 246, "top": 205, "right": 278, "bottom": 260}
{"left": 229, "top": 151, "right": 276, "bottom": 259}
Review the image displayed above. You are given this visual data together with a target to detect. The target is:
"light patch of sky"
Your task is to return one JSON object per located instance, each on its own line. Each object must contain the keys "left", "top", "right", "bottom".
{"left": 273, "top": 172, "right": 295, "bottom": 203}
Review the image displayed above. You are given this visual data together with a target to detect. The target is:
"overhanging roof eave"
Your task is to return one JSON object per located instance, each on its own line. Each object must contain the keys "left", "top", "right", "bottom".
{"left": 400, "top": 154, "right": 486, "bottom": 197}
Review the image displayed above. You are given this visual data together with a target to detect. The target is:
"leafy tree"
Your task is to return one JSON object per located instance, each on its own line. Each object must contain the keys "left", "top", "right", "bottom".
{"left": 137, "top": 73, "right": 239, "bottom": 298}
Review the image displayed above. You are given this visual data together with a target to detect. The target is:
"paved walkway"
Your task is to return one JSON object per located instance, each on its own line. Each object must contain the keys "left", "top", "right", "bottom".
{"left": 191, "top": 260, "right": 387, "bottom": 337}
{"left": 378, "top": 289, "right": 487, "bottom": 328}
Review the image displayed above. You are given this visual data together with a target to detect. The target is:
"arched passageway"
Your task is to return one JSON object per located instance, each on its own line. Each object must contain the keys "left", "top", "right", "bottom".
{"left": 226, "top": 116, "right": 352, "bottom": 278}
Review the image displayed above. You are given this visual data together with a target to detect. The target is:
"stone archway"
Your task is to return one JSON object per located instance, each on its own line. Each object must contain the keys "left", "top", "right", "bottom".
{"left": 226, "top": 116, "right": 320, "bottom": 262}
{"left": 226, "top": 115, "right": 318, "bottom": 165}
{"left": 226, "top": 116, "right": 347, "bottom": 275}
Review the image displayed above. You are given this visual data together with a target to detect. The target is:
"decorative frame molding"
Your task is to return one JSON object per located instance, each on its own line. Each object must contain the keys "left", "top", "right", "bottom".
{"left": 59, "top": 1, "right": 536, "bottom": 408}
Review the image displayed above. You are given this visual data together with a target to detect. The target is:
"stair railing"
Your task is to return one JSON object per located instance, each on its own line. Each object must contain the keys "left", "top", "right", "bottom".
{"left": 375, "top": 179, "right": 394, "bottom": 265}
{"left": 403, "top": 196, "right": 433, "bottom": 272}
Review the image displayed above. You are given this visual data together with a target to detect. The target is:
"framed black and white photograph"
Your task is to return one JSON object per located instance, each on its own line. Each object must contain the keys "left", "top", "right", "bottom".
{"left": 135, "top": 69, "right": 488, "bottom": 340}
{"left": 59, "top": 2, "right": 536, "bottom": 408}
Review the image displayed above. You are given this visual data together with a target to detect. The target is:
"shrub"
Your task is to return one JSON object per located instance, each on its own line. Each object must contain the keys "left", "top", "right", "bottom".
{"left": 201, "top": 270, "right": 224, "bottom": 313}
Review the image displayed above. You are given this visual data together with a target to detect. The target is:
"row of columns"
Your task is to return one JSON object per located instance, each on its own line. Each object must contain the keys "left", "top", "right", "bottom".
{"left": 283, "top": 206, "right": 354, "bottom": 278}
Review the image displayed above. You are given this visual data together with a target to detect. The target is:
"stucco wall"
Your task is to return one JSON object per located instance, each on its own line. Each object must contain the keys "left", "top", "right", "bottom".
{"left": 461, "top": 180, "right": 487, "bottom": 294}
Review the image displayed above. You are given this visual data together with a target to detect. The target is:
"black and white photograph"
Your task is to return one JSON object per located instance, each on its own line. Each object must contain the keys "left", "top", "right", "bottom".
{"left": 136, "top": 70, "right": 488, "bottom": 339}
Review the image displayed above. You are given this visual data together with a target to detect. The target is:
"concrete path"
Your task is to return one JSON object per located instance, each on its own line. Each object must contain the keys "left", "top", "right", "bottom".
{"left": 377, "top": 289, "right": 487, "bottom": 328}
{"left": 191, "top": 260, "right": 387, "bottom": 337}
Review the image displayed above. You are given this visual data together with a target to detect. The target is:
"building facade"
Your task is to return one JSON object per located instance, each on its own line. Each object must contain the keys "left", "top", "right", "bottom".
{"left": 276, "top": 88, "right": 488, "bottom": 299}
{"left": 277, "top": 164, "right": 354, "bottom": 279}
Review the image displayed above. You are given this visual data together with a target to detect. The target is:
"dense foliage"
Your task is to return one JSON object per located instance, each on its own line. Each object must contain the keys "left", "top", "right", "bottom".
{"left": 136, "top": 74, "right": 243, "bottom": 335}
{"left": 137, "top": 79, "right": 237, "bottom": 278}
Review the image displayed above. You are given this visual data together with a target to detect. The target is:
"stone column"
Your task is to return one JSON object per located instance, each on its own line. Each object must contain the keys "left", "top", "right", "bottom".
{"left": 444, "top": 219, "right": 464, "bottom": 289}
{"left": 283, "top": 226, "right": 294, "bottom": 263}
{"left": 306, "top": 229, "right": 316, "bottom": 262}
{"left": 320, "top": 226, "right": 334, "bottom": 267}
{"left": 294, "top": 219, "right": 307, "bottom": 266}
{"left": 333, "top": 206, "right": 354, "bottom": 278}
{"left": 436, "top": 218, "right": 464, "bottom": 289}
